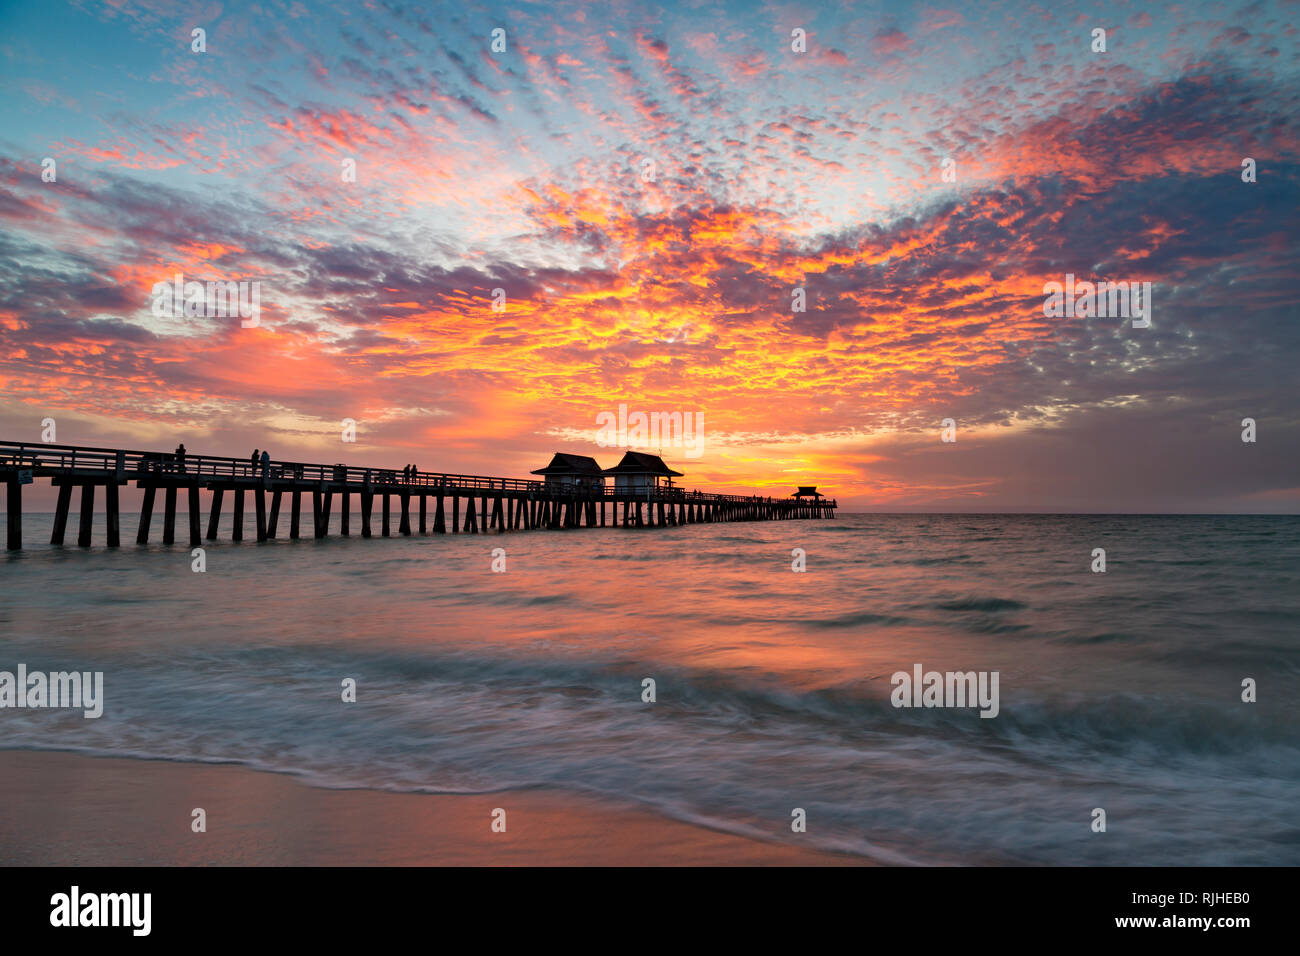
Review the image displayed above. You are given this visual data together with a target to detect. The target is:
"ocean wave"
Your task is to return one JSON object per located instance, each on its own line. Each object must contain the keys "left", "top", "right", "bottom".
{"left": 5, "top": 512, "right": 1299, "bottom": 864}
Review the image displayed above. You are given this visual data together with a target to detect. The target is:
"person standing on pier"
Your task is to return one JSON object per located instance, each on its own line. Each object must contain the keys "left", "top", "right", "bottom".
{"left": 260, "top": 449, "right": 270, "bottom": 478}
{"left": 250, "top": 449, "right": 259, "bottom": 476}
{"left": 175, "top": 443, "right": 186, "bottom": 473}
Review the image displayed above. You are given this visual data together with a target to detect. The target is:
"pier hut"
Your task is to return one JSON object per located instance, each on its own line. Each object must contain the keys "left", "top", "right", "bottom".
{"left": 791, "top": 486, "right": 824, "bottom": 519}
{"left": 602, "top": 451, "right": 682, "bottom": 495}
{"left": 530, "top": 453, "right": 605, "bottom": 493}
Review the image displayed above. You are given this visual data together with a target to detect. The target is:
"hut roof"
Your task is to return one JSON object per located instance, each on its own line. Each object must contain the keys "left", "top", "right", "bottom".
{"left": 530, "top": 453, "right": 605, "bottom": 476}
{"left": 793, "top": 486, "right": 823, "bottom": 498}
{"left": 601, "top": 451, "right": 684, "bottom": 477}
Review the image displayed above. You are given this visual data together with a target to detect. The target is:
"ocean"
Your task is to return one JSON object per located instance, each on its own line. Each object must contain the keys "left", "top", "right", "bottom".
{"left": 2, "top": 512, "right": 1298, "bottom": 865}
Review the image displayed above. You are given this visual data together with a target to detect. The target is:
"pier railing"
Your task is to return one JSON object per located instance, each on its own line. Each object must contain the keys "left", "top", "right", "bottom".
{"left": 0, "top": 440, "right": 827, "bottom": 504}
{"left": 0, "top": 441, "right": 545, "bottom": 492}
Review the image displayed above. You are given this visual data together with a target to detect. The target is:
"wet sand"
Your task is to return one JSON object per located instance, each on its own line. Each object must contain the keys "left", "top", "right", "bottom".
{"left": 0, "top": 750, "right": 865, "bottom": 866}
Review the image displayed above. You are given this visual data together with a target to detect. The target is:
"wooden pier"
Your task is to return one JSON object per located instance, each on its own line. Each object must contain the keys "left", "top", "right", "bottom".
{"left": 0, "top": 441, "right": 836, "bottom": 550}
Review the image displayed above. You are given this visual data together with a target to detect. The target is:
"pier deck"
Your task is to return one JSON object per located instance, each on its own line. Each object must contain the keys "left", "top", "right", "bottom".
{"left": 0, "top": 441, "right": 836, "bottom": 550}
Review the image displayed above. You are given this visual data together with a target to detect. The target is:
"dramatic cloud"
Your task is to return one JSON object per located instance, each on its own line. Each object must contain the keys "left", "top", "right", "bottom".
{"left": 0, "top": 0, "right": 1296, "bottom": 510}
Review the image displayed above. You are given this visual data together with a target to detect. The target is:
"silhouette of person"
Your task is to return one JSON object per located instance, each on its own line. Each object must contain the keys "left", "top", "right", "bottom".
{"left": 260, "top": 449, "right": 270, "bottom": 477}
{"left": 175, "top": 443, "right": 186, "bottom": 472}
{"left": 251, "top": 449, "right": 259, "bottom": 476}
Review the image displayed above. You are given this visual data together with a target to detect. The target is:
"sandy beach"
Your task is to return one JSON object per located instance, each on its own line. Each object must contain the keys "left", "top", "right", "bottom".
{"left": 0, "top": 750, "right": 863, "bottom": 866}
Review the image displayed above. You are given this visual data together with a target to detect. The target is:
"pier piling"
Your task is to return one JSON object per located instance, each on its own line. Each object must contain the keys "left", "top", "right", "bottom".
{"left": 256, "top": 487, "right": 268, "bottom": 542}
{"left": 163, "top": 486, "right": 177, "bottom": 545}
{"left": 206, "top": 488, "right": 222, "bottom": 542}
{"left": 188, "top": 486, "right": 201, "bottom": 546}
{"left": 51, "top": 483, "right": 72, "bottom": 545}
{"left": 7, "top": 475, "right": 21, "bottom": 551}
{"left": 78, "top": 483, "right": 95, "bottom": 547}
{"left": 105, "top": 481, "right": 121, "bottom": 547}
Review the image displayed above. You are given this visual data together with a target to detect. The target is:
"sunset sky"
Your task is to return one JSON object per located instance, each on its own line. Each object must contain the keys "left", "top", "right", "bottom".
{"left": 1, "top": 0, "right": 1296, "bottom": 511}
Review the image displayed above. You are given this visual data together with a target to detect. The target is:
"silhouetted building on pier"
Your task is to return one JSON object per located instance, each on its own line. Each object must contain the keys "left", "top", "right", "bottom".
{"left": 602, "top": 451, "right": 683, "bottom": 495}
{"left": 530, "top": 453, "right": 606, "bottom": 492}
